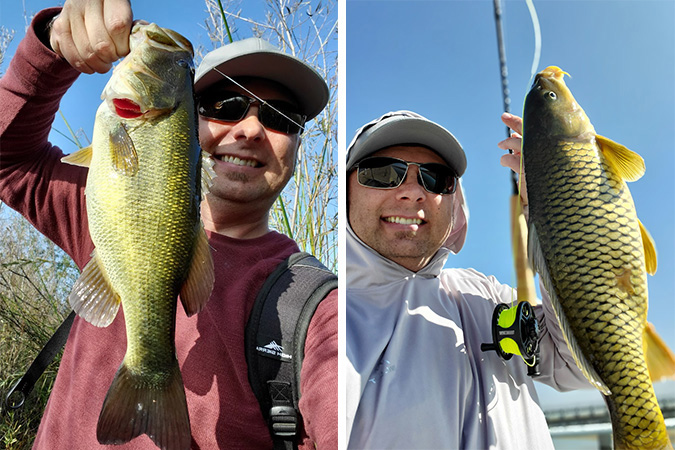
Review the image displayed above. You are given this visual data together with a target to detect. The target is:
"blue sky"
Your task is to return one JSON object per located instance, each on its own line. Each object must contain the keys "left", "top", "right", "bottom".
{"left": 346, "top": 0, "right": 674, "bottom": 409}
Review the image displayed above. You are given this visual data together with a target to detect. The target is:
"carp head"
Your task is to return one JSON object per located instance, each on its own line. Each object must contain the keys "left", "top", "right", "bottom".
{"left": 523, "top": 66, "right": 594, "bottom": 140}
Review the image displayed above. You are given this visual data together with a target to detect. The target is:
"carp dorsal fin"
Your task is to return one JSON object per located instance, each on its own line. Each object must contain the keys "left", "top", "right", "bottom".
{"left": 528, "top": 223, "right": 611, "bottom": 395}
{"left": 61, "top": 146, "right": 93, "bottom": 168}
{"left": 201, "top": 150, "right": 216, "bottom": 199}
{"left": 179, "top": 226, "right": 214, "bottom": 316}
{"left": 639, "top": 220, "right": 658, "bottom": 275}
{"left": 109, "top": 122, "right": 139, "bottom": 176}
{"left": 596, "top": 134, "right": 645, "bottom": 182}
{"left": 69, "top": 249, "right": 121, "bottom": 327}
{"left": 644, "top": 322, "right": 675, "bottom": 382}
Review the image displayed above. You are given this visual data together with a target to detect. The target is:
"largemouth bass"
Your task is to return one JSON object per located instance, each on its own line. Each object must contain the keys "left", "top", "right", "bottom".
{"left": 62, "top": 23, "right": 215, "bottom": 450}
{"left": 522, "top": 66, "right": 675, "bottom": 450}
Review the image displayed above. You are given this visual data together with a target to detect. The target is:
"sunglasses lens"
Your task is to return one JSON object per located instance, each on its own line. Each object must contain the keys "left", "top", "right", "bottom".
{"left": 419, "top": 164, "right": 457, "bottom": 194}
{"left": 357, "top": 157, "right": 457, "bottom": 194}
{"left": 199, "top": 91, "right": 305, "bottom": 134}
{"left": 199, "top": 95, "right": 249, "bottom": 121}
{"left": 357, "top": 157, "right": 407, "bottom": 188}
{"left": 259, "top": 101, "right": 305, "bottom": 134}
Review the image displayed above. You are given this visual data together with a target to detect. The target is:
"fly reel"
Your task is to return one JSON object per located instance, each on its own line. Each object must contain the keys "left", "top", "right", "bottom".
{"left": 481, "top": 301, "right": 540, "bottom": 377}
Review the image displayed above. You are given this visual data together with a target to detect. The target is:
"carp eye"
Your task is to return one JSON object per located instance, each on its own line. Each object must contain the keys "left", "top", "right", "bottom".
{"left": 547, "top": 91, "right": 557, "bottom": 100}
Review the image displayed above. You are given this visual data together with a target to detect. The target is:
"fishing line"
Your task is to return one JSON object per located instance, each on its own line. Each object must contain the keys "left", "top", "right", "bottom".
{"left": 525, "top": 0, "right": 542, "bottom": 85}
{"left": 212, "top": 68, "right": 306, "bottom": 132}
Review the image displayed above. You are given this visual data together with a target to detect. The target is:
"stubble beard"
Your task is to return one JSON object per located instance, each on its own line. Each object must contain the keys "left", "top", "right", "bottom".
{"left": 381, "top": 230, "right": 430, "bottom": 260}
{"left": 224, "top": 171, "right": 250, "bottom": 183}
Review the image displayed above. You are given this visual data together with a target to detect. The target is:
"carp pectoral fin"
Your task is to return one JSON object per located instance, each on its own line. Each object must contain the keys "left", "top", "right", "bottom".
{"left": 201, "top": 150, "right": 216, "bottom": 199}
{"left": 179, "top": 226, "right": 214, "bottom": 316}
{"left": 109, "top": 122, "right": 139, "bottom": 176}
{"left": 639, "top": 220, "right": 658, "bottom": 275}
{"left": 596, "top": 134, "right": 645, "bottom": 182}
{"left": 97, "top": 359, "right": 190, "bottom": 449}
{"left": 61, "top": 146, "right": 93, "bottom": 168}
{"left": 68, "top": 250, "right": 121, "bottom": 327}
{"left": 528, "top": 223, "right": 611, "bottom": 395}
{"left": 527, "top": 223, "right": 546, "bottom": 278}
{"left": 644, "top": 322, "right": 675, "bottom": 382}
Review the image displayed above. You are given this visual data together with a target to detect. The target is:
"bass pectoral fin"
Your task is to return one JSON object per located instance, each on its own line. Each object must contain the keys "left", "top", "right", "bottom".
{"left": 69, "top": 250, "right": 121, "bottom": 327}
{"left": 109, "top": 122, "right": 139, "bottom": 176}
{"left": 596, "top": 134, "right": 645, "bottom": 182}
{"left": 638, "top": 220, "right": 658, "bottom": 275}
{"left": 201, "top": 150, "right": 216, "bottom": 200}
{"left": 179, "top": 226, "right": 214, "bottom": 316}
{"left": 61, "top": 146, "right": 93, "bottom": 168}
{"left": 644, "top": 322, "right": 675, "bottom": 382}
{"left": 528, "top": 223, "right": 611, "bottom": 395}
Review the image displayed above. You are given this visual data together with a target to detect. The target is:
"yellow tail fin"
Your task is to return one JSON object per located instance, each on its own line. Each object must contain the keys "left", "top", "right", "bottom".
{"left": 644, "top": 322, "right": 675, "bottom": 382}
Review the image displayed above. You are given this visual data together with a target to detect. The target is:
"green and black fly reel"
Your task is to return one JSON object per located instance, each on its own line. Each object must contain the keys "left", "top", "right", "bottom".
{"left": 481, "top": 301, "right": 540, "bottom": 377}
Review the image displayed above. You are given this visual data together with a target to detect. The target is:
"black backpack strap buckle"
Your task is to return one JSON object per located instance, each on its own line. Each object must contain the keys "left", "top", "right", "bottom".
{"left": 268, "top": 381, "right": 297, "bottom": 438}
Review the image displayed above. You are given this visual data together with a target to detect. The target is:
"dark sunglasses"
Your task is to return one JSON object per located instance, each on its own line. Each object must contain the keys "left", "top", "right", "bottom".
{"left": 198, "top": 92, "right": 306, "bottom": 134}
{"left": 355, "top": 156, "right": 458, "bottom": 195}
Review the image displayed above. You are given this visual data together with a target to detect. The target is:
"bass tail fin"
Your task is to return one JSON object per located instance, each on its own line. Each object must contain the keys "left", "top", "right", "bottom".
{"left": 96, "top": 360, "right": 191, "bottom": 450}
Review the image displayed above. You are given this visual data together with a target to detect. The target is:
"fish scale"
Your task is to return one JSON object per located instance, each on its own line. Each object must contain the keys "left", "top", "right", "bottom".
{"left": 523, "top": 66, "right": 673, "bottom": 449}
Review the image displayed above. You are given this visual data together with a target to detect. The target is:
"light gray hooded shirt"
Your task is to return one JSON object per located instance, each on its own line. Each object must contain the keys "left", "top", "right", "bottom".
{"left": 346, "top": 221, "right": 591, "bottom": 449}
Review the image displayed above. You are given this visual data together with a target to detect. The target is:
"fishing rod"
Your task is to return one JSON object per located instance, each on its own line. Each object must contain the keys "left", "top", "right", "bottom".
{"left": 481, "top": 0, "right": 540, "bottom": 377}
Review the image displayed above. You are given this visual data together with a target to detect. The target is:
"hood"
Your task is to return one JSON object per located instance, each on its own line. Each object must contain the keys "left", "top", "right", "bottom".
{"left": 445, "top": 179, "right": 469, "bottom": 254}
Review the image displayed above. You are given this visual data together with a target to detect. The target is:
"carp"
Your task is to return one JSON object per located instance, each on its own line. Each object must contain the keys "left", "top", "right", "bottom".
{"left": 62, "top": 23, "right": 215, "bottom": 449}
{"left": 522, "top": 66, "right": 675, "bottom": 450}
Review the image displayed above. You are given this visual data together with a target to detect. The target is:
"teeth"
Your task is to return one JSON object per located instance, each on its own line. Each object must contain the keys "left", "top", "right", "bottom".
{"left": 384, "top": 217, "right": 423, "bottom": 225}
{"left": 219, "top": 155, "right": 257, "bottom": 167}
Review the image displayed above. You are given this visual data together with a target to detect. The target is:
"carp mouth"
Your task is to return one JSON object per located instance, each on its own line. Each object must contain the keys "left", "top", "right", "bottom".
{"left": 532, "top": 66, "right": 569, "bottom": 91}
{"left": 539, "top": 66, "right": 569, "bottom": 80}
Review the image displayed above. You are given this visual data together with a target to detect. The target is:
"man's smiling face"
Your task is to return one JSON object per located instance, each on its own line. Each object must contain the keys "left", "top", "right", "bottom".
{"left": 348, "top": 145, "right": 455, "bottom": 272}
{"left": 198, "top": 78, "right": 301, "bottom": 209}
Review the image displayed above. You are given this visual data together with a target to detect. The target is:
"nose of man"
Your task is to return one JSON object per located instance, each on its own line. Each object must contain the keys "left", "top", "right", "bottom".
{"left": 395, "top": 166, "right": 427, "bottom": 201}
{"left": 232, "top": 107, "right": 266, "bottom": 141}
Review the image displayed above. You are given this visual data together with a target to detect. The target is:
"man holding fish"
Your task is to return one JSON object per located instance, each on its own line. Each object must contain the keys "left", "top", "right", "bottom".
{"left": 345, "top": 103, "right": 674, "bottom": 447}
{"left": 0, "top": 0, "right": 336, "bottom": 449}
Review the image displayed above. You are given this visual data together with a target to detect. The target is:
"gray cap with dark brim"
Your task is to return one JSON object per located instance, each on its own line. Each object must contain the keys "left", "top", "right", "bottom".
{"left": 194, "top": 37, "right": 329, "bottom": 121}
{"left": 346, "top": 110, "right": 467, "bottom": 177}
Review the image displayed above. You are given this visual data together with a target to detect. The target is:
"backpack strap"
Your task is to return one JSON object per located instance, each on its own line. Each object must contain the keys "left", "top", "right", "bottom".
{"left": 245, "top": 252, "right": 337, "bottom": 450}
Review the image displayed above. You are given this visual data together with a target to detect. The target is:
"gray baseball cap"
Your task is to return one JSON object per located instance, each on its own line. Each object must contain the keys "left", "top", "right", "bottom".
{"left": 194, "top": 37, "right": 329, "bottom": 120}
{"left": 346, "top": 111, "right": 467, "bottom": 177}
